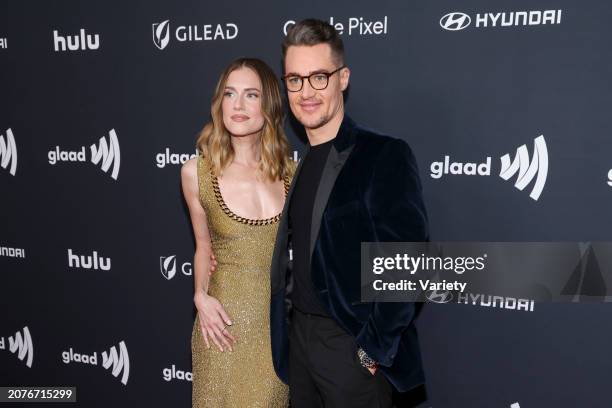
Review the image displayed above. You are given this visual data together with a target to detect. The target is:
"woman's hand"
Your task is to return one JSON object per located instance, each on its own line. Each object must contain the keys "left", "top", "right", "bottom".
{"left": 194, "top": 290, "right": 235, "bottom": 352}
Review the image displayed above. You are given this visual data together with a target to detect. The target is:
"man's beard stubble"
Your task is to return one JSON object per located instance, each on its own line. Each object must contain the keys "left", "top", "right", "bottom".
{"left": 299, "top": 113, "right": 330, "bottom": 131}
{"left": 293, "top": 100, "right": 332, "bottom": 131}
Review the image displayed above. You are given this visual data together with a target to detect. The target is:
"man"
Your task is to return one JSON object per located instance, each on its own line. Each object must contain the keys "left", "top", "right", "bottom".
{"left": 270, "top": 19, "right": 429, "bottom": 407}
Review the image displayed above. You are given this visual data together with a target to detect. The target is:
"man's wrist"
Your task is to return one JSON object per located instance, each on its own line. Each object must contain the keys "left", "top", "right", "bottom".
{"left": 357, "top": 347, "right": 378, "bottom": 369}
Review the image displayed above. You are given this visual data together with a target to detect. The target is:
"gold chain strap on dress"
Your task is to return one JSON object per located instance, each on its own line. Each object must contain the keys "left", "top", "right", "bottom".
{"left": 210, "top": 171, "right": 290, "bottom": 226}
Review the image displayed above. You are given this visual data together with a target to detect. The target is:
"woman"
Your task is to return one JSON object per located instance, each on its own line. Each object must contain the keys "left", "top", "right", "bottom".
{"left": 181, "top": 58, "right": 294, "bottom": 407}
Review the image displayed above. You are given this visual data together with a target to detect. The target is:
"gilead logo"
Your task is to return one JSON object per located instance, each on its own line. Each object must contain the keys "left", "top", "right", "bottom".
{"left": 160, "top": 255, "right": 192, "bottom": 280}
{"left": 153, "top": 20, "right": 171, "bottom": 50}
{"left": 430, "top": 136, "right": 549, "bottom": 201}
{"left": 152, "top": 19, "right": 238, "bottom": 50}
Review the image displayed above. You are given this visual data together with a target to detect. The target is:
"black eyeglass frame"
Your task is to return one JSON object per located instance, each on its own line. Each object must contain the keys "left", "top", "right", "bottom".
{"left": 281, "top": 65, "right": 347, "bottom": 92}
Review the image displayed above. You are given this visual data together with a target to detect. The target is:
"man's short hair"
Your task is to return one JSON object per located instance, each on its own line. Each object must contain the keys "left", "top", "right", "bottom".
{"left": 282, "top": 18, "right": 345, "bottom": 66}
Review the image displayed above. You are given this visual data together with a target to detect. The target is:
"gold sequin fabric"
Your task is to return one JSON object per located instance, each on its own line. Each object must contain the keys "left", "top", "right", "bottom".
{"left": 192, "top": 155, "right": 292, "bottom": 408}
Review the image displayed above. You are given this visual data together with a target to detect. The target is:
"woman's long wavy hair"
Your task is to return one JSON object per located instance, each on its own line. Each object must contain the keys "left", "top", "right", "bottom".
{"left": 196, "top": 58, "right": 292, "bottom": 181}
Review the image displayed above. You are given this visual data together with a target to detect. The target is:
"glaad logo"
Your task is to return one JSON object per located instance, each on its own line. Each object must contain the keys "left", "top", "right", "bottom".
{"left": 53, "top": 29, "right": 100, "bottom": 52}
{"left": 90, "top": 129, "right": 121, "bottom": 180}
{"left": 440, "top": 12, "right": 471, "bottom": 31}
{"left": 499, "top": 136, "right": 548, "bottom": 200}
{"left": 102, "top": 341, "right": 130, "bottom": 385}
{"left": 62, "top": 341, "right": 130, "bottom": 385}
{"left": 48, "top": 129, "right": 120, "bottom": 180}
{"left": 160, "top": 255, "right": 192, "bottom": 280}
{"left": 0, "top": 37, "right": 6, "bottom": 49}
{"left": 156, "top": 148, "right": 198, "bottom": 168}
{"left": 284, "top": 16, "right": 388, "bottom": 36}
{"left": 0, "top": 128, "right": 17, "bottom": 176}
{"left": 152, "top": 19, "right": 238, "bottom": 50}
{"left": 0, "top": 326, "right": 34, "bottom": 368}
{"left": 440, "top": 10, "right": 562, "bottom": 31}
{"left": 155, "top": 148, "right": 299, "bottom": 168}
{"left": 1, "top": 245, "right": 26, "bottom": 258}
{"left": 68, "top": 249, "right": 111, "bottom": 271}
{"left": 163, "top": 364, "right": 193, "bottom": 382}
{"left": 430, "top": 135, "right": 549, "bottom": 201}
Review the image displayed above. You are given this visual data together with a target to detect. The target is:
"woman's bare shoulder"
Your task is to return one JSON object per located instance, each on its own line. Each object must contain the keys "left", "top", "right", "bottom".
{"left": 181, "top": 156, "right": 199, "bottom": 180}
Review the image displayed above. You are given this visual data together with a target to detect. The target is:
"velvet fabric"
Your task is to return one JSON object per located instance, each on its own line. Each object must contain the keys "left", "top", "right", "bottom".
{"left": 270, "top": 115, "right": 429, "bottom": 393}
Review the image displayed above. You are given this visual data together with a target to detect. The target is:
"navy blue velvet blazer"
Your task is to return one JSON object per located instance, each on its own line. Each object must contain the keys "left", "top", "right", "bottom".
{"left": 270, "top": 115, "right": 429, "bottom": 393}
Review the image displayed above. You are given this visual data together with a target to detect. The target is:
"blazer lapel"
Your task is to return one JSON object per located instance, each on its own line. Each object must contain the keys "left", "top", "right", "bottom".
{"left": 309, "top": 117, "right": 356, "bottom": 257}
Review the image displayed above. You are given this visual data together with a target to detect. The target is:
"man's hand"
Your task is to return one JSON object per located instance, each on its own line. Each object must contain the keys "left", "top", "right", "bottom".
{"left": 208, "top": 253, "right": 217, "bottom": 276}
{"left": 194, "top": 290, "right": 235, "bottom": 352}
{"left": 357, "top": 347, "right": 378, "bottom": 376}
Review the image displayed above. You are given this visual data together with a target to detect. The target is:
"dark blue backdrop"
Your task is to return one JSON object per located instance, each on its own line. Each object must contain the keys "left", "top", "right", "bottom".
{"left": 2, "top": 1, "right": 611, "bottom": 407}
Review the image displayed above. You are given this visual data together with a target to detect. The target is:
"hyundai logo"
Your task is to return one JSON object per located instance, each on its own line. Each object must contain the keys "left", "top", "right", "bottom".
{"left": 425, "top": 289, "right": 454, "bottom": 304}
{"left": 440, "top": 12, "right": 471, "bottom": 31}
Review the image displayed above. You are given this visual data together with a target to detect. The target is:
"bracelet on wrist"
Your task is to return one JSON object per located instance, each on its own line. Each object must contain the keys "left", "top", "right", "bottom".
{"left": 357, "top": 347, "right": 377, "bottom": 369}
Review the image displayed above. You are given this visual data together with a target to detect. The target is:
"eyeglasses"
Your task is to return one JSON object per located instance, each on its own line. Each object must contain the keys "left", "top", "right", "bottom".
{"left": 282, "top": 65, "right": 346, "bottom": 92}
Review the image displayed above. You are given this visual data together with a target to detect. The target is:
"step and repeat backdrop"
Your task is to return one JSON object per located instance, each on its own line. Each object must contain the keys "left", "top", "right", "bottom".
{"left": 2, "top": 0, "right": 611, "bottom": 407}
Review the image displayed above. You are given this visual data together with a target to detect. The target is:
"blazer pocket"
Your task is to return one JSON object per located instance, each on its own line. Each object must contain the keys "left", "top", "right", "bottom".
{"left": 324, "top": 200, "right": 361, "bottom": 221}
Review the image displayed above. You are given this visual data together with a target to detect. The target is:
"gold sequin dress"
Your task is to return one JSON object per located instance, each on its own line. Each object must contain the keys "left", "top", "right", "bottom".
{"left": 192, "top": 155, "right": 291, "bottom": 408}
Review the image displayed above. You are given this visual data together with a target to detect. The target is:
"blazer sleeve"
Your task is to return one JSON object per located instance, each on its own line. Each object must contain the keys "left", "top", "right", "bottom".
{"left": 355, "top": 138, "right": 429, "bottom": 367}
